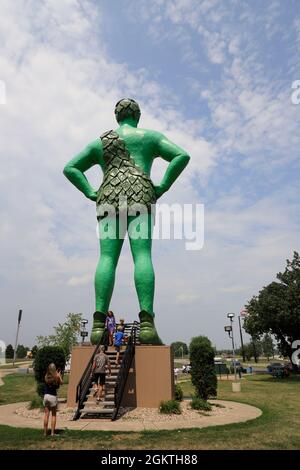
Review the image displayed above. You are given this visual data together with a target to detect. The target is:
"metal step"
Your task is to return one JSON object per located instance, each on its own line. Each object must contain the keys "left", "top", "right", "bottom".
{"left": 81, "top": 408, "right": 114, "bottom": 416}
{"left": 83, "top": 400, "right": 115, "bottom": 407}
{"left": 91, "top": 372, "right": 119, "bottom": 377}
{"left": 85, "top": 393, "right": 114, "bottom": 401}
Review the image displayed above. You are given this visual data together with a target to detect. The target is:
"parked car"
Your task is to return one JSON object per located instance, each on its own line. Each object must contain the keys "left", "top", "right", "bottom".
{"left": 231, "top": 359, "right": 241, "bottom": 367}
{"left": 230, "top": 360, "right": 247, "bottom": 373}
{"left": 267, "top": 362, "right": 290, "bottom": 378}
{"left": 267, "top": 362, "right": 284, "bottom": 373}
{"left": 214, "top": 361, "right": 229, "bottom": 375}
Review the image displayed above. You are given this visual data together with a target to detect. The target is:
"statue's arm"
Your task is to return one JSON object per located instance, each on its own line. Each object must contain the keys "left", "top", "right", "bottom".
{"left": 154, "top": 133, "right": 190, "bottom": 198}
{"left": 63, "top": 139, "right": 103, "bottom": 201}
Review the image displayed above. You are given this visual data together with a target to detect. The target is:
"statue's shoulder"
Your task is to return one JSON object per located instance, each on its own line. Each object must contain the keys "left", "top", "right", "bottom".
{"left": 86, "top": 138, "right": 103, "bottom": 155}
{"left": 138, "top": 128, "right": 165, "bottom": 145}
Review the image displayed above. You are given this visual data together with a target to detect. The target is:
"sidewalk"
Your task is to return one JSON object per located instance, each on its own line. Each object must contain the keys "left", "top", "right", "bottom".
{"left": 0, "top": 400, "right": 262, "bottom": 432}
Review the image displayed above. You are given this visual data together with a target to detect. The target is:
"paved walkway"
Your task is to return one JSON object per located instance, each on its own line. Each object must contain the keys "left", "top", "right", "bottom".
{"left": 0, "top": 370, "right": 262, "bottom": 432}
{"left": 0, "top": 400, "right": 262, "bottom": 431}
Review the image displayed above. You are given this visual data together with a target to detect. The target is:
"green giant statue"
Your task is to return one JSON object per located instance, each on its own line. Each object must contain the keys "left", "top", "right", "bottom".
{"left": 63, "top": 99, "right": 190, "bottom": 345}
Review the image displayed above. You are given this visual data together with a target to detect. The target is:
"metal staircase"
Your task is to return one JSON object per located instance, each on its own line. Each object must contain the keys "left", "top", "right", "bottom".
{"left": 73, "top": 322, "right": 139, "bottom": 420}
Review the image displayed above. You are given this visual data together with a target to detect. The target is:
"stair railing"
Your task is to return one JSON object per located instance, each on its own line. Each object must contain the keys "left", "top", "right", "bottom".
{"left": 111, "top": 324, "right": 137, "bottom": 421}
{"left": 73, "top": 332, "right": 105, "bottom": 420}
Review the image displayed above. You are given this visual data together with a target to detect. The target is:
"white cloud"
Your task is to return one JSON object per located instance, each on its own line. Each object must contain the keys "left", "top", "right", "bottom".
{"left": 1, "top": 0, "right": 299, "bottom": 350}
{"left": 0, "top": 0, "right": 214, "bottom": 346}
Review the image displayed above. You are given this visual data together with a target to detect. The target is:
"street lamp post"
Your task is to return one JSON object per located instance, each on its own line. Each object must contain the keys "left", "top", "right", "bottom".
{"left": 224, "top": 312, "right": 237, "bottom": 381}
{"left": 80, "top": 319, "right": 89, "bottom": 345}
{"left": 13, "top": 309, "right": 22, "bottom": 367}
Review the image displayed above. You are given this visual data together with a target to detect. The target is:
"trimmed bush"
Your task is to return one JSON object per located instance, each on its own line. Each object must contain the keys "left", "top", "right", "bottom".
{"left": 190, "top": 396, "right": 212, "bottom": 411}
{"left": 159, "top": 399, "right": 181, "bottom": 415}
{"left": 33, "top": 346, "right": 65, "bottom": 396}
{"left": 29, "top": 396, "right": 44, "bottom": 410}
{"left": 175, "top": 384, "right": 183, "bottom": 402}
{"left": 189, "top": 336, "right": 217, "bottom": 401}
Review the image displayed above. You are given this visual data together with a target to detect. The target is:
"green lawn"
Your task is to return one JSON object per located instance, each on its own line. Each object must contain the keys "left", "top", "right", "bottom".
{"left": 2, "top": 359, "right": 31, "bottom": 363}
{"left": 0, "top": 360, "right": 33, "bottom": 370}
{"left": 0, "top": 373, "right": 299, "bottom": 449}
{"left": 0, "top": 373, "right": 69, "bottom": 405}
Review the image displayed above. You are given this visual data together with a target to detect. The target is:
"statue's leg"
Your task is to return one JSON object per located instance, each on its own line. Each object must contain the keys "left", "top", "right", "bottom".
{"left": 91, "top": 216, "right": 124, "bottom": 344}
{"left": 128, "top": 213, "right": 163, "bottom": 345}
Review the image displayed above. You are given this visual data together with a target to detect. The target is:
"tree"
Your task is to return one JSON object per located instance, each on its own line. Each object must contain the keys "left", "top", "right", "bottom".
{"left": 243, "top": 341, "right": 261, "bottom": 361}
{"left": 5, "top": 344, "right": 14, "bottom": 359}
{"left": 261, "top": 334, "right": 275, "bottom": 360}
{"left": 31, "top": 345, "right": 38, "bottom": 358}
{"left": 244, "top": 252, "right": 300, "bottom": 364}
{"left": 189, "top": 336, "right": 217, "bottom": 400}
{"left": 171, "top": 341, "right": 188, "bottom": 358}
{"left": 37, "top": 312, "right": 82, "bottom": 360}
{"left": 34, "top": 346, "right": 65, "bottom": 396}
{"left": 243, "top": 343, "right": 253, "bottom": 361}
{"left": 16, "top": 344, "right": 28, "bottom": 359}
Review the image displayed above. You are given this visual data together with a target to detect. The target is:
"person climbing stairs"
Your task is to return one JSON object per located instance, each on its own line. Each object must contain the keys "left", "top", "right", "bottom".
{"left": 73, "top": 322, "right": 139, "bottom": 420}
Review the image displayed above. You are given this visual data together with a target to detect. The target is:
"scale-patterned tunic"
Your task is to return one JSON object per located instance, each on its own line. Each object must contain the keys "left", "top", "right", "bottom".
{"left": 96, "top": 130, "right": 156, "bottom": 219}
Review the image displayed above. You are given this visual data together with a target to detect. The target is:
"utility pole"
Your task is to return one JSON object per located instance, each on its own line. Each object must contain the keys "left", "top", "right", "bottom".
{"left": 13, "top": 309, "right": 22, "bottom": 367}
{"left": 238, "top": 315, "right": 246, "bottom": 361}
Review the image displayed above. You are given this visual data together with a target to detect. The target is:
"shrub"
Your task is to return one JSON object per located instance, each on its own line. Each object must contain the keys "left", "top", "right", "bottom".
{"left": 16, "top": 344, "right": 28, "bottom": 359}
{"left": 190, "top": 396, "right": 212, "bottom": 412}
{"left": 34, "top": 346, "right": 65, "bottom": 396}
{"left": 5, "top": 344, "right": 14, "bottom": 359}
{"left": 36, "top": 382, "right": 45, "bottom": 397}
{"left": 159, "top": 399, "right": 181, "bottom": 415}
{"left": 189, "top": 336, "right": 217, "bottom": 401}
{"left": 175, "top": 384, "right": 183, "bottom": 401}
{"left": 29, "top": 396, "right": 44, "bottom": 410}
{"left": 31, "top": 345, "right": 38, "bottom": 358}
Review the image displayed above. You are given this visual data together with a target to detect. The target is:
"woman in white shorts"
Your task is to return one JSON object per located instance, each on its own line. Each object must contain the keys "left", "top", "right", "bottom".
{"left": 43, "top": 363, "right": 63, "bottom": 436}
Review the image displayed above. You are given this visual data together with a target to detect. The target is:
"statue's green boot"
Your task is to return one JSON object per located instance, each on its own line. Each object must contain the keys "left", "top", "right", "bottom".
{"left": 90, "top": 311, "right": 106, "bottom": 345}
{"left": 138, "top": 310, "right": 163, "bottom": 345}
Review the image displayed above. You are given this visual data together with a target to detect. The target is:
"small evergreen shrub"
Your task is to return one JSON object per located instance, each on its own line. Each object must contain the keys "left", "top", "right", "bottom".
{"left": 189, "top": 336, "right": 217, "bottom": 400}
{"left": 190, "top": 396, "right": 212, "bottom": 412}
{"left": 175, "top": 384, "right": 183, "bottom": 401}
{"left": 34, "top": 346, "right": 65, "bottom": 396}
{"left": 29, "top": 396, "right": 44, "bottom": 410}
{"left": 159, "top": 399, "right": 181, "bottom": 415}
{"left": 36, "top": 382, "right": 45, "bottom": 397}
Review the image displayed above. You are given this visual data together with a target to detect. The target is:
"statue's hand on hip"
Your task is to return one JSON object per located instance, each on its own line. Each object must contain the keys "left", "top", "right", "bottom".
{"left": 86, "top": 189, "right": 98, "bottom": 202}
{"left": 153, "top": 184, "right": 167, "bottom": 200}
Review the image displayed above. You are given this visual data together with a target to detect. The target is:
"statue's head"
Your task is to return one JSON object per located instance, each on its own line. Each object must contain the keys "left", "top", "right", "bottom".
{"left": 115, "top": 98, "right": 141, "bottom": 124}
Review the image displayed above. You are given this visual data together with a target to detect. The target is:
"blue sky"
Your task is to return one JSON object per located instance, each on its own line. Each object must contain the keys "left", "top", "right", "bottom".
{"left": 0, "top": 0, "right": 300, "bottom": 350}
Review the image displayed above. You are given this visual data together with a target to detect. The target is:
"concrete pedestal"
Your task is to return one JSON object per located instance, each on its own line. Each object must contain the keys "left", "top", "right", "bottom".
{"left": 67, "top": 344, "right": 174, "bottom": 409}
{"left": 67, "top": 345, "right": 95, "bottom": 408}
